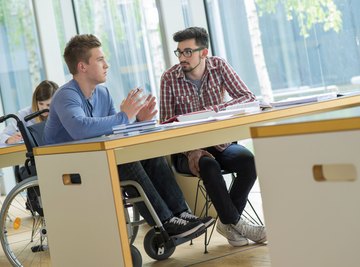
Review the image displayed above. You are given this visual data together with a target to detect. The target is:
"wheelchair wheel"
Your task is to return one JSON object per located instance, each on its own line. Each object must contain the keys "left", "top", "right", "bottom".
{"left": 0, "top": 177, "right": 50, "bottom": 267}
{"left": 130, "top": 244, "right": 142, "bottom": 267}
{"left": 129, "top": 205, "right": 140, "bottom": 244}
{"left": 143, "top": 228, "right": 175, "bottom": 261}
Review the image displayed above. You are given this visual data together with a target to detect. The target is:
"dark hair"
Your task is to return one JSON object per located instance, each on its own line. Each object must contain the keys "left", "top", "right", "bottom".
{"left": 173, "top": 27, "right": 209, "bottom": 48}
{"left": 63, "top": 34, "right": 102, "bottom": 75}
{"left": 31, "top": 80, "right": 59, "bottom": 122}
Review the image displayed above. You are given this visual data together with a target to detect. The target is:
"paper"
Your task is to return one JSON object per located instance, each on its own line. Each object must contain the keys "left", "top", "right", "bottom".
{"left": 160, "top": 117, "right": 217, "bottom": 129}
{"left": 226, "top": 101, "right": 260, "bottom": 113}
{"left": 270, "top": 92, "right": 337, "bottom": 107}
{"left": 112, "top": 120, "right": 157, "bottom": 135}
{"left": 177, "top": 110, "right": 217, "bottom": 122}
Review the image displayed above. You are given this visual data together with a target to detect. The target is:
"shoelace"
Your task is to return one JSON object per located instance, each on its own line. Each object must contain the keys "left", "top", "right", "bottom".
{"left": 179, "top": 212, "right": 198, "bottom": 220}
{"left": 219, "top": 223, "right": 243, "bottom": 237}
{"left": 238, "top": 221, "right": 263, "bottom": 239}
{"left": 224, "top": 224, "right": 235, "bottom": 233}
{"left": 169, "top": 216, "right": 189, "bottom": 226}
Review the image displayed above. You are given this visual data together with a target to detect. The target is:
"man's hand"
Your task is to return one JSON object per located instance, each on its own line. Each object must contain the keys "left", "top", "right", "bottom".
{"left": 187, "top": 149, "right": 214, "bottom": 177}
{"left": 136, "top": 94, "right": 158, "bottom": 121}
{"left": 6, "top": 132, "right": 23, "bottom": 144}
{"left": 120, "top": 88, "right": 147, "bottom": 121}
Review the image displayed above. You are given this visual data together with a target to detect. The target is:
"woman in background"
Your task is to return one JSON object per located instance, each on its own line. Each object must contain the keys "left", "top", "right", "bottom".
{"left": 0, "top": 80, "right": 58, "bottom": 144}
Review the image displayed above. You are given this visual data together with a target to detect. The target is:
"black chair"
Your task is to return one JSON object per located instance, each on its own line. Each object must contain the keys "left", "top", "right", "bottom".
{"left": 170, "top": 154, "right": 263, "bottom": 253}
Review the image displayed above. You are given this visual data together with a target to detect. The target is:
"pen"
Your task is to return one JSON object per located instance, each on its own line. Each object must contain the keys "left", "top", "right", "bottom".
{"left": 131, "top": 87, "right": 141, "bottom": 97}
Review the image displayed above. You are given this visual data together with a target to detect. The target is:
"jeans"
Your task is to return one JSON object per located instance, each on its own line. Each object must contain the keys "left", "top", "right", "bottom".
{"left": 174, "top": 144, "right": 257, "bottom": 225}
{"left": 117, "top": 157, "right": 188, "bottom": 225}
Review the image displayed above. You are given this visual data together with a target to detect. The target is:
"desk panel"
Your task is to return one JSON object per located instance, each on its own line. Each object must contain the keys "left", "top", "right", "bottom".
{"left": 252, "top": 130, "right": 360, "bottom": 267}
{"left": 251, "top": 106, "right": 360, "bottom": 267}
{"left": 35, "top": 150, "right": 130, "bottom": 267}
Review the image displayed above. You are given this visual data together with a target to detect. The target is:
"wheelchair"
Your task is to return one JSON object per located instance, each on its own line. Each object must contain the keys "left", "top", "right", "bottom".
{"left": 0, "top": 111, "right": 206, "bottom": 266}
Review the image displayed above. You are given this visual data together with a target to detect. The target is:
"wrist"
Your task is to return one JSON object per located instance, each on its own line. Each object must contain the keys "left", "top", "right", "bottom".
{"left": 184, "top": 151, "right": 193, "bottom": 157}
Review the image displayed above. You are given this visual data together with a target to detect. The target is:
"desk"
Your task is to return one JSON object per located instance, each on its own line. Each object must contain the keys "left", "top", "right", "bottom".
{"left": 0, "top": 144, "right": 26, "bottom": 169}
{"left": 33, "top": 95, "right": 360, "bottom": 267}
{"left": 250, "top": 106, "right": 360, "bottom": 267}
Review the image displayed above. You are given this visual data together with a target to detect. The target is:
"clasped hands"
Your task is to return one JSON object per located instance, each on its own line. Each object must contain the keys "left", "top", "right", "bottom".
{"left": 187, "top": 149, "right": 215, "bottom": 177}
{"left": 120, "top": 87, "right": 158, "bottom": 122}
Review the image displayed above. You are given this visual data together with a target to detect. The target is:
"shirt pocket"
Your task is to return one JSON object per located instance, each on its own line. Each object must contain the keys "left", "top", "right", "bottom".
{"left": 175, "top": 95, "right": 198, "bottom": 113}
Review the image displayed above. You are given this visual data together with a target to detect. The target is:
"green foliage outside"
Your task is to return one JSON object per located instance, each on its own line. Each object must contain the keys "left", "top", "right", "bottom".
{"left": 0, "top": 0, "right": 41, "bottom": 86}
{"left": 255, "top": 0, "right": 343, "bottom": 37}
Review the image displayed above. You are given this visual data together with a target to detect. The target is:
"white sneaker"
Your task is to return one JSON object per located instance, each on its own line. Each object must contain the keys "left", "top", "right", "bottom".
{"left": 216, "top": 221, "right": 249, "bottom": 247}
{"left": 232, "top": 219, "right": 267, "bottom": 243}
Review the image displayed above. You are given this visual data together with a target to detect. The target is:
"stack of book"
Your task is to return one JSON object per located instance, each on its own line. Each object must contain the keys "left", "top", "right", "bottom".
{"left": 112, "top": 120, "right": 157, "bottom": 135}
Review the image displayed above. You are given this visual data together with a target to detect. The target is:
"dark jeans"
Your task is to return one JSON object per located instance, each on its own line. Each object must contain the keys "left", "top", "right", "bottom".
{"left": 117, "top": 157, "right": 188, "bottom": 226}
{"left": 174, "top": 144, "right": 257, "bottom": 225}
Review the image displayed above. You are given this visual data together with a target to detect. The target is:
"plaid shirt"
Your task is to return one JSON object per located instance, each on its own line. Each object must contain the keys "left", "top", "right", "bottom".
{"left": 160, "top": 56, "right": 256, "bottom": 152}
{"left": 160, "top": 56, "right": 256, "bottom": 122}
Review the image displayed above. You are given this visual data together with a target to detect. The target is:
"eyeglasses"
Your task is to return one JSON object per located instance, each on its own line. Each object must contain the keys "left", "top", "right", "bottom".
{"left": 173, "top": 47, "right": 204, "bottom": 58}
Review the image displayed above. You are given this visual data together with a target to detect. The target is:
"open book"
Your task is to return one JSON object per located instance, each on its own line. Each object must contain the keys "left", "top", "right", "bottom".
{"left": 161, "top": 110, "right": 216, "bottom": 124}
{"left": 161, "top": 102, "right": 261, "bottom": 124}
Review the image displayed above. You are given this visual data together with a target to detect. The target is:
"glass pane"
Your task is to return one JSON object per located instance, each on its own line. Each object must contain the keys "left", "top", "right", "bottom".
{"left": 73, "top": 0, "right": 165, "bottom": 103}
{"left": 205, "top": 0, "right": 360, "bottom": 101}
{"left": 180, "top": 0, "right": 192, "bottom": 28}
{"left": 0, "top": 1, "right": 45, "bottom": 115}
{"left": 52, "top": 0, "right": 72, "bottom": 81}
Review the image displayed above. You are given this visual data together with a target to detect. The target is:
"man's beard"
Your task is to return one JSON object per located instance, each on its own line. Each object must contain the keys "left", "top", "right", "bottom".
{"left": 181, "top": 57, "right": 201, "bottom": 73}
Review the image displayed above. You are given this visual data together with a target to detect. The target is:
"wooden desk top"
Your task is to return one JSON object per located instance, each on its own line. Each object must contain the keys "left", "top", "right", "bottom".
{"left": 34, "top": 94, "right": 360, "bottom": 157}
{"left": 0, "top": 143, "right": 26, "bottom": 168}
{"left": 0, "top": 143, "right": 25, "bottom": 155}
{"left": 251, "top": 106, "right": 360, "bottom": 138}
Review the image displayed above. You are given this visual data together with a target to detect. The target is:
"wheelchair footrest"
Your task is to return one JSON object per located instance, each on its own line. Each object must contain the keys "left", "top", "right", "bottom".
{"left": 170, "top": 226, "right": 206, "bottom": 246}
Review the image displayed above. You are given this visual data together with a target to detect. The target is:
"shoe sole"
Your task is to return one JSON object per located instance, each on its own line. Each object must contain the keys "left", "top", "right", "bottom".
{"left": 228, "top": 239, "right": 249, "bottom": 247}
{"left": 216, "top": 226, "right": 249, "bottom": 247}
{"left": 170, "top": 223, "right": 205, "bottom": 238}
{"left": 253, "top": 236, "right": 267, "bottom": 243}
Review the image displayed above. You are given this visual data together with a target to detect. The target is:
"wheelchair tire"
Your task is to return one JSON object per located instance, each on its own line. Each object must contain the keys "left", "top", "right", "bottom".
{"left": 0, "top": 176, "right": 49, "bottom": 267}
{"left": 129, "top": 205, "right": 140, "bottom": 244}
{"left": 130, "top": 244, "right": 142, "bottom": 267}
{"left": 143, "top": 228, "right": 175, "bottom": 260}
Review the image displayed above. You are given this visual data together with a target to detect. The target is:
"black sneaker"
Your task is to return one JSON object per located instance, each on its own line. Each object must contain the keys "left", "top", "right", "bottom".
{"left": 178, "top": 211, "right": 215, "bottom": 228}
{"left": 163, "top": 216, "right": 204, "bottom": 238}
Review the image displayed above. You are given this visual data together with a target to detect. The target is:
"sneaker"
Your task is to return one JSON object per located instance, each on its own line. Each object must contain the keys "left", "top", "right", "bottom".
{"left": 216, "top": 221, "right": 249, "bottom": 247}
{"left": 178, "top": 211, "right": 215, "bottom": 228}
{"left": 163, "top": 216, "right": 204, "bottom": 238}
{"left": 231, "top": 218, "right": 267, "bottom": 243}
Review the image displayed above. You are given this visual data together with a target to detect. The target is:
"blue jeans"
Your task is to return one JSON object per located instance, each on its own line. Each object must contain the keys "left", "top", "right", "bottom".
{"left": 174, "top": 144, "right": 257, "bottom": 225}
{"left": 117, "top": 157, "right": 188, "bottom": 225}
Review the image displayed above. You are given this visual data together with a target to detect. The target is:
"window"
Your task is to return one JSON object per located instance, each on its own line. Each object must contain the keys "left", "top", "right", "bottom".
{"left": 0, "top": 1, "right": 45, "bottom": 115}
{"left": 205, "top": 0, "right": 360, "bottom": 101}
{"left": 52, "top": 0, "right": 74, "bottom": 81}
{"left": 73, "top": 0, "right": 165, "bottom": 102}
